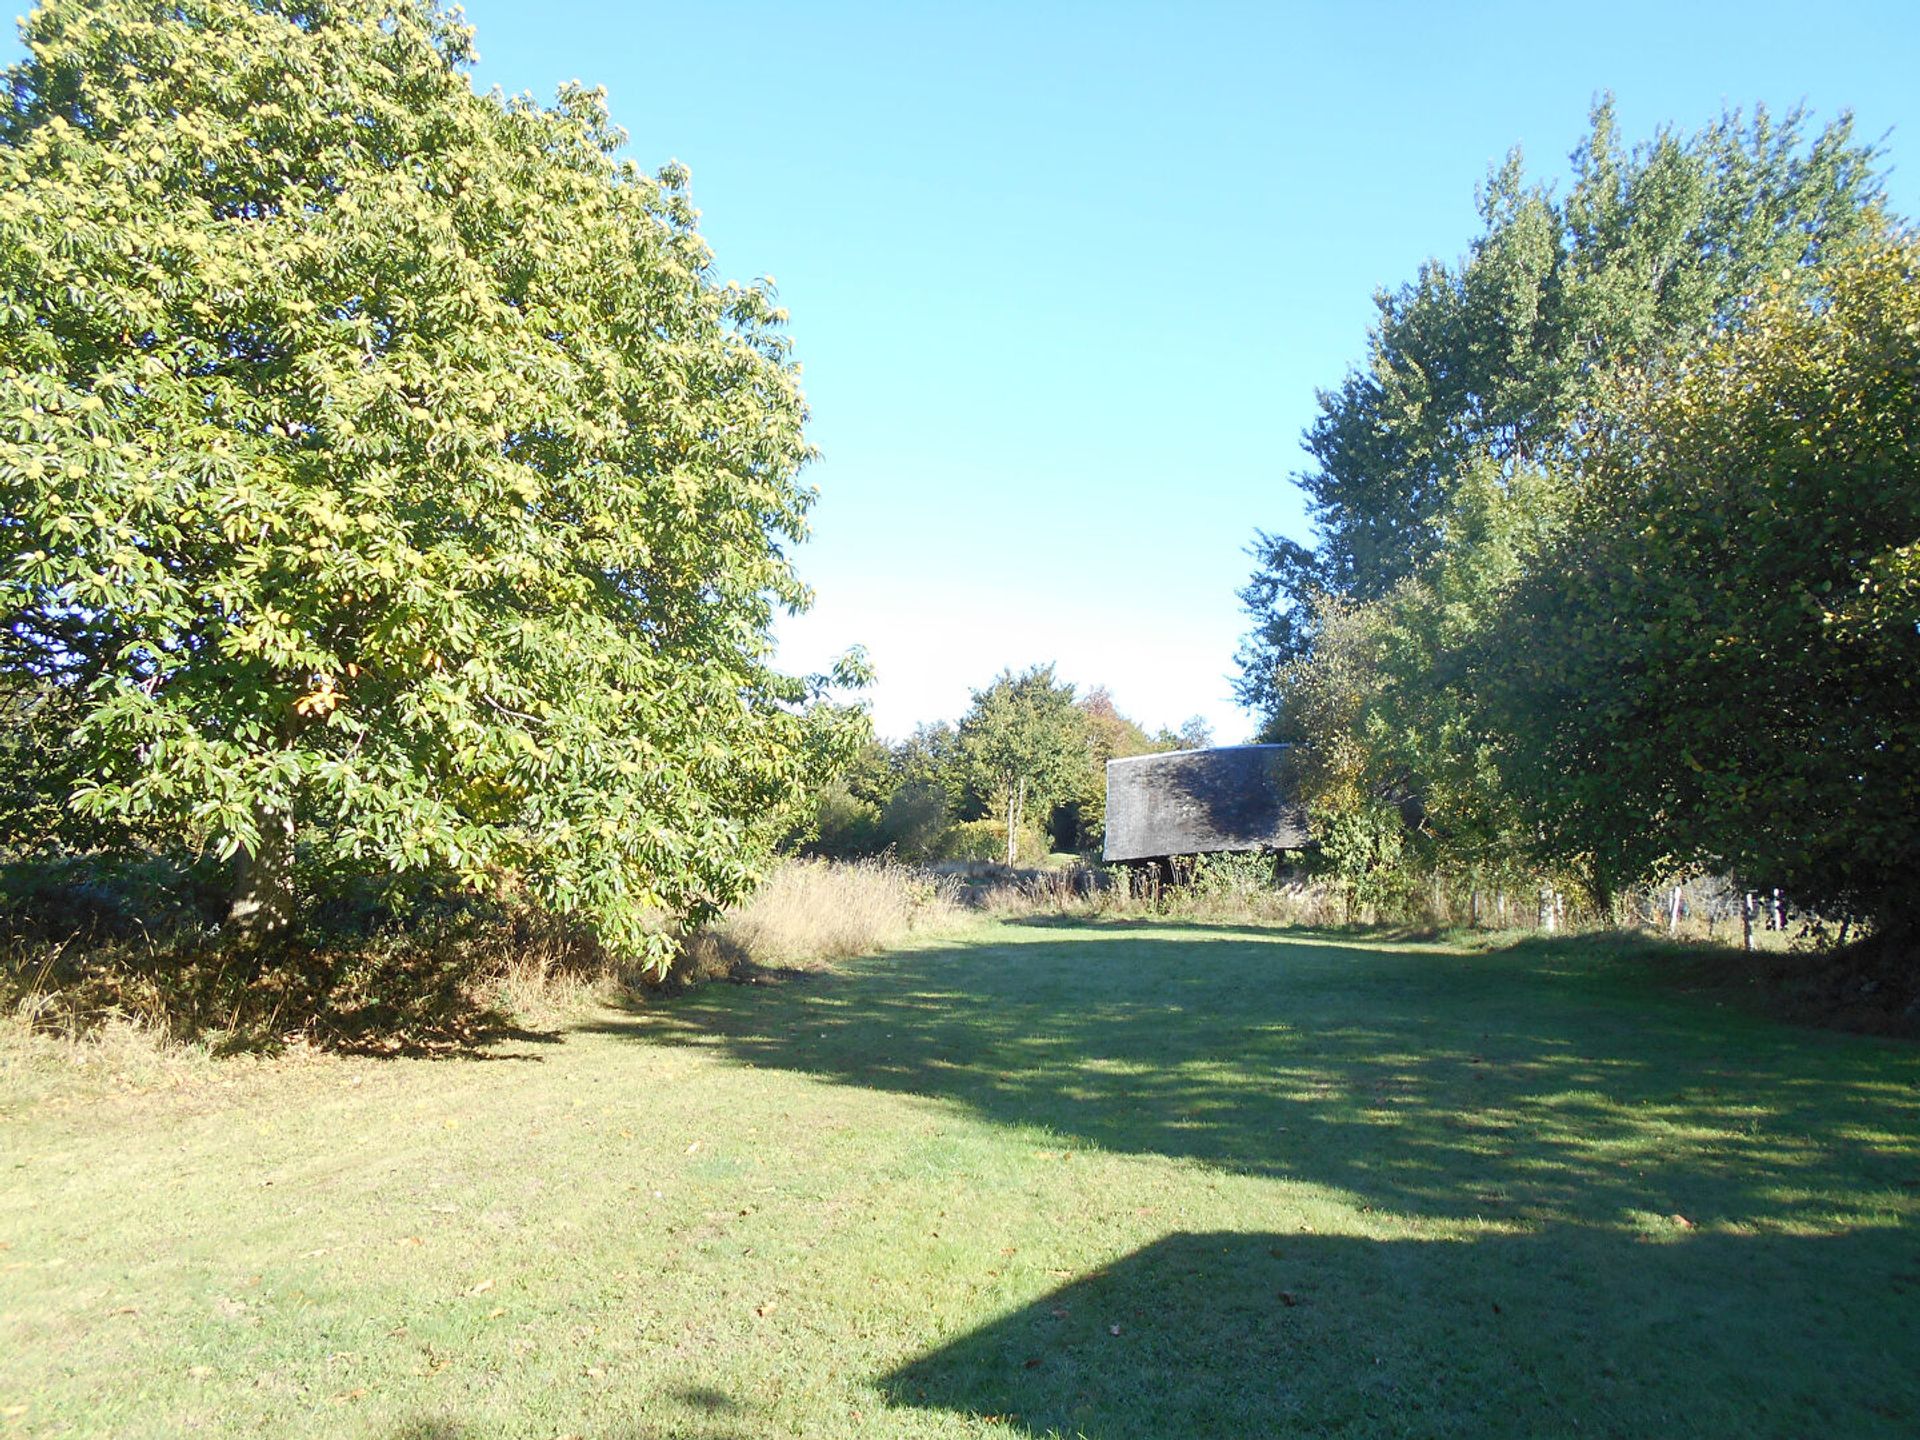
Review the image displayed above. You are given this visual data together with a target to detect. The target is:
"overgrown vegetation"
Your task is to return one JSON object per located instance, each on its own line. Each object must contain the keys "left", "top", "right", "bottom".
{"left": 1239, "top": 100, "right": 1917, "bottom": 951}
{"left": 0, "top": 855, "right": 974, "bottom": 1054}
{"left": 700, "top": 859, "right": 964, "bottom": 971}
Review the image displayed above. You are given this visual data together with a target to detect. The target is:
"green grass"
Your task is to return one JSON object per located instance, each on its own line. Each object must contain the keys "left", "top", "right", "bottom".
{"left": 4, "top": 920, "right": 1918, "bottom": 1438}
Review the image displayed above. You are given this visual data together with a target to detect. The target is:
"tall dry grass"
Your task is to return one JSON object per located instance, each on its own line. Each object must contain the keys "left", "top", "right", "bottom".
{"left": 966, "top": 857, "right": 1353, "bottom": 928}
{"left": 700, "top": 857, "right": 966, "bottom": 971}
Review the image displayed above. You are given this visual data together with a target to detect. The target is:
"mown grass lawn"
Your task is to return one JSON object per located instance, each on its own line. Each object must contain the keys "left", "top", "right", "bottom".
{"left": 4, "top": 919, "right": 1919, "bottom": 1438}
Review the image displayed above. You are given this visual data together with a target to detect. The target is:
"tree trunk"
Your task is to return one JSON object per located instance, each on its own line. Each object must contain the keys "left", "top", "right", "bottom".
{"left": 226, "top": 802, "right": 295, "bottom": 947}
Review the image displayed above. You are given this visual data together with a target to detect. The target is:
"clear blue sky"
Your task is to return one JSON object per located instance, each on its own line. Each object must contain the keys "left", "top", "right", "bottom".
{"left": 27, "top": 2, "right": 1920, "bottom": 742}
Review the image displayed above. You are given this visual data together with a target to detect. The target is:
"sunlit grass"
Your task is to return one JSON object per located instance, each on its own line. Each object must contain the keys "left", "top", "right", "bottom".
{"left": 3, "top": 920, "right": 1917, "bottom": 1437}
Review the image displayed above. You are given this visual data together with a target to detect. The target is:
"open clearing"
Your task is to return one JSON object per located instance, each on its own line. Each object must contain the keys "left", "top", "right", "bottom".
{"left": 5, "top": 920, "right": 1919, "bottom": 1438}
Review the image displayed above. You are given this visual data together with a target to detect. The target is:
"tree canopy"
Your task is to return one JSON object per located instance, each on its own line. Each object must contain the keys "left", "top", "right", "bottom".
{"left": 0, "top": 0, "right": 862, "bottom": 960}
{"left": 955, "top": 665, "right": 1087, "bottom": 867}
{"left": 1238, "top": 99, "right": 1886, "bottom": 721}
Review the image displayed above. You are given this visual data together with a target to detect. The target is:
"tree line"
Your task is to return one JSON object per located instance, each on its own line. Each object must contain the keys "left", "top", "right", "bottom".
{"left": 1238, "top": 100, "right": 1919, "bottom": 943}
{"left": 2, "top": 3, "right": 1912, "bottom": 973}
{"left": 801, "top": 665, "right": 1211, "bottom": 868}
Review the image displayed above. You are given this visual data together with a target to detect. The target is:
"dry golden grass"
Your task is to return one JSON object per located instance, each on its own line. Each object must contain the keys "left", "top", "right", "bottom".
{"left": 968, "top": 860, "right": 1354, "bottom": 928}
{"left": 707, "top": 857, "right": 967, "bottom": 968}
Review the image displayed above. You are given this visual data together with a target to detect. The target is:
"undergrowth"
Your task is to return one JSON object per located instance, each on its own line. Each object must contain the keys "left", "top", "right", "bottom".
{"left": 0, "top": 854, "right": 971, "bottom": 1065}
{"left": 702, "top": 857, "right": 965, "bottom": 972}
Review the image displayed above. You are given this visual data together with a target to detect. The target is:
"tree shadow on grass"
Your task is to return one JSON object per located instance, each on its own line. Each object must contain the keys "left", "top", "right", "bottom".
{"left": 883, "top": 1227, "right": 1920, "bottom": 1439}
{"left": 385, "top": 925, "right": 1919, "bottom": 1438}
{"left": 591, "top": 926, "right": 1920, "bottom": 1233}
{"left": 384, "top": 1386, "right": 758, "bottom": 1440}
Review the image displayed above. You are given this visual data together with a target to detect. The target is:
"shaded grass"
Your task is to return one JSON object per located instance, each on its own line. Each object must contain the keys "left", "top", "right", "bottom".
{"left": 2, "top": 920, "right": 1917, "bottom": 1437}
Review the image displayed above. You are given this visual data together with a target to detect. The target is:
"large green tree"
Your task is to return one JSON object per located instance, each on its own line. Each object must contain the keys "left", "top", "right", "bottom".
{"left": 1487, "top": 238, "right": 1920, "bottom": 934}
{"left": 1239, "top": 100, "right": 1885, "bottom": 725}
{"left": 0, "top": 0, "right": 862, "bottom": 960}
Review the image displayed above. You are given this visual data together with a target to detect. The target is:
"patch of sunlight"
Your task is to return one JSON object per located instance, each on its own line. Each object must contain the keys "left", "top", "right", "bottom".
{"left": 1622, "top": 1208, "right": 1721, "bottom": 1237}
{"left": 1078, "top": 1057, "right": 1161, "bottom": 1077}
{"left": 1831, "top": 1123, "right": 1920, "bottom": 1147}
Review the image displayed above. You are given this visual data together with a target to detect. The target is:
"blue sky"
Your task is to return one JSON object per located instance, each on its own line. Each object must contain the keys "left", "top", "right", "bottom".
{"left": 24, "top": 2, "right": 1920, "bottom": 742}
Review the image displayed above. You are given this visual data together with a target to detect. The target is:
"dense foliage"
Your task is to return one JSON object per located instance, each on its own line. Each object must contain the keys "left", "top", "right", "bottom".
{"left": 796, "top": 671, "right": 1203, "bottom": 864}
{"left": 0, "top": 0, "right": 863, "bottom": 961}
{"left": 954, "top": 666, "right": 1089, "bottom": 866}
{"left": 1490, "top": 241, "right": 1920, "bottom": 928}
{"left": 1239, "top": 101, "right": 1917, "bottom": 939}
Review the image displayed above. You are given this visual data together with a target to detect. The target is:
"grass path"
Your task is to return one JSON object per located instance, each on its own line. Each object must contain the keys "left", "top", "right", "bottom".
{"left": 4, "top": 920, "right": 1919, "bottom": 1438}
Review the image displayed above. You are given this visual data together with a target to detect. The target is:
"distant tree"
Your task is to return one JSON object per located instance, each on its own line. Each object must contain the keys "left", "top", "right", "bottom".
{"left": 800, "top": 778, "right": 883, "bottom": 861}
{"left": 0, "top": 0, "right": 863, "bottom": 962}
{"left": 956, "top": 666, "right": 1089, "bottom": 866}
{"left": 1064, "top": 687, "right": 1154, "bottom": 850}
{"left": 1238, "top": 99, "right": 1886, "bottom": 727}
{"left": 1155, "top": 716, "right": 1214, "bottom": 752}
{"left": 1078, "top": 688, "right": 1154, "bottom": 761}
{"left": 794, "top": 735, "right": 952, "bottom": 862}
{"left": 837, "top": 739, "right": 900, "bottom": 810}
{"left": 893, "top": 722, "right": 963, "bottom": 802}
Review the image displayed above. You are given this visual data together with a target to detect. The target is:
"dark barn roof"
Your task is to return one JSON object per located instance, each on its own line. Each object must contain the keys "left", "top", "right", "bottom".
{"left": 1103, "top": 744, "right": 1309, "bottom": 863}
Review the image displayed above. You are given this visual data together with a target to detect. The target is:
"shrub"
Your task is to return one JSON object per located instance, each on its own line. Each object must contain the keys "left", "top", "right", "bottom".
{"left": 0, "top": 883, "right": 621, "bottom": 1053}
{"left": 805, "top": 782, "right": 886, "bottom": 860}
{"left": 0, "top": 852, "right": 227, "bottom": 943}
{"left": 878, "top": 781, "right": 950, "bottom": 861}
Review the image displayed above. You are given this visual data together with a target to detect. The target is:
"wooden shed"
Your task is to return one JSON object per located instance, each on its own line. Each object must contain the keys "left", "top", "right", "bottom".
{"left": 1103, "top": 744, "right": 1309, "bottom": 863}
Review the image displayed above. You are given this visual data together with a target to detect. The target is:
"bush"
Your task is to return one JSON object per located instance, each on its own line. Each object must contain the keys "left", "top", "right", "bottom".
{"left": 0, "top": 852, "right": 227, "bottom": 943}
{"left": 0, "top": 882, "right": 622, "bottom": 1054}
{"left": 878, "top": 781, "right": 950, "bottom": 861}
{"left": 805, "top": 782, "right": 886, "bottom": 860}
